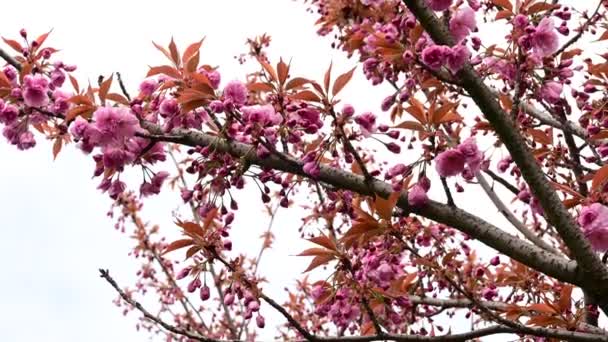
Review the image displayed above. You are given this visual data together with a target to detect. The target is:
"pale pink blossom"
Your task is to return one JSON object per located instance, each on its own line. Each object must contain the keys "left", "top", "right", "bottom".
{"left": 223, "top": 80, "right": 248, "bottom": 106}
{"left": 532, "top": 18, "right": 559, "bottom": 57}
{"left": 435, "top": 149, "right": 466, "bottom": 177}
{"left": 578, "top": 203, "right": 608, "bottom": 252}
{"left": 450, "top": 7, "right": 476, "bottom": 42}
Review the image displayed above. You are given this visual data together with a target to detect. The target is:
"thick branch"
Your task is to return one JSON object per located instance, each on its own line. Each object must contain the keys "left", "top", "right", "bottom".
{"left": 0, "top": 47, "right": 21, "bottom": 71}
{"left": 401, "top": 0, "right": 608, "bottom": 312}
{"left": 137, "top": 123, "right": 582, "bottom": 287}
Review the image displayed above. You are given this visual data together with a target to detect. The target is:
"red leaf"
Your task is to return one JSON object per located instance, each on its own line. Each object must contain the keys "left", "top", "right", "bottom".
{"left": 182, "top": 38, "right": 205, "bottom": 64}
{"left": 303, "top": 254, "right": 335, "bottom": 273}
{"left": 323, "top": 62, "right": 332, "bottom": 93}
{"left": 374, "top": 192, "right": 400, "bottom": 220}
{"left": 592, "top": 165, "right": 608, "bottom": 192}
{"left": 290, "top": 90, "right": 321, "bottom": 102}
{"left": 163, "top": 239, "right": 195, "bottom": 255}
{"left": 277, "top": 58, "right": 289, "bottom": 85}
{"left": 68, "top": 74, "right": 80, "bottom": 93}
{"left": 492, "top": 0, "right": 513, "bottom": 11}
{"left": 185, "top": 245, "right": 201, "bottom": 259}
{"left": 35, "top": 30, "right": 53, "bottom": 49}
{"left": 297, "top": 247, "right": 335, "bottom": 257}
{"left": 285, "top": 77, "right": 310, "bottom": 90}
{"left": 2, "top": 38, "right": 23, "bottom": 53}
{"left": 168, "top": 37, "right": 180, "bottom": 66}
{"left": 558, "top": 285, "right": 572, "bottom": 313}
{"left": 185, "top": 51, "right": 200, "bottom": 73}
{"left": 176, "top": 221, "right": 205, "bottom": 238}
{"left": 247, "top": 82, "right": 274, "bottom": 92}
{"left": 52, "top": 138, "right": 62, "bottom": 160}
{"left": 105, "top": 93, "right": 130, "bottom": 105}
{"left": 98, "top": 74, "right": 113, "bottom": 103}
{"left": 332, "top": 66, "right": 356, "bottom": 97}
{"left": 527, "top": 303, "right": 556, "bottom": 314}
{"left": 308, "top": 235, "right": 337, "bottom": 251}
{"left": 147, "top": 65, "right": 181, "bottom": 79}
{"left": 152, "top": 41, "right": 173, "bottom": 62}
{"left": 258, "top": 58, "right": 277, "bottom": 82}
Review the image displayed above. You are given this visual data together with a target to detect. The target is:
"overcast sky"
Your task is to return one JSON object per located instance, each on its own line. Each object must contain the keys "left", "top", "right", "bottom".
{"left": 0, "top": 1, "right": 600, "bottom": 341}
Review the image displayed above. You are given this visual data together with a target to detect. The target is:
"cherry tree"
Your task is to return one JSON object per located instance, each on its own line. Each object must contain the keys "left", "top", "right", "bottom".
{"left": 2, "top": 0, "right": 608, "bottom": 340}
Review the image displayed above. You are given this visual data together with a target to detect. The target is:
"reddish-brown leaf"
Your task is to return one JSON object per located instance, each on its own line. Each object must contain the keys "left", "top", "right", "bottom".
{"left": 52, "top": 138, "right": 62, "bottom": 160}
{"left": 527, "top": 128, "right": 552, "bottom": 145}
{"left": 394, "top": 120, "right": 425, "bottom": 131}
{"left": 308, "top": 235, "right": 337, "bottom": 251}
{"left": 68, "top": 74, "right": 80, "bottom": 93}
{"left": 98, "top": 74, "right": 113, "bottom": 102}
{"left": 277, "top": 58, "right": 289, "bottom": 85}
{"left": 105, "top": 93, "right": 130, "bottom": 105}
{"left": 163, "top": 239, "right": 194, "bottom": 255}
{"left": 527, "top": 303, "right": 556, "bottom": 314}
{"left": 374, "top": 192, "right": 400, "bottom": 220}
{"left": 247, "top": 82, "right": 274, "bottom": 92}
{"left": 431, "top": 101, "right": 458, "bottom": 124}
{"left": 176, "top": 221, "right": 206, "bottom": 238}
{"left": 285, "top": 77, "right": 310, "bottom": 90}
{"left": 147, "top": 65, "right": 181, "bottom": 79}
{"left": 527, "top": 2, "right": 559, "bottom": 14}
{"left": 592, "top": 165, "right": 608, "bottom": 192}
{"left": 182, "top": 38, "right": 205, "bottom": 64}
{"left": 324, "top": 62, "right": 332, "bottom": 93}
{"left": 558, "top": 285, "right": 572, "bottom": 313}
{"left": 185, "top": 245, "right": 202, "bottom": 259}
{"left": 290, "top": 90, "right": 321, "bottom": 102}
{"left": 35, "top": 30, "right": 53, "bottom": 49}
{"left": 0, "top": 71, "right": 10, "bottom": 88}
{"left": 297, "top": 248, "right": 335, "bottom": 257}
{"left": 2, "top": 38, "right": 23, "bottom": 53}
{"left": 492, "top": 0, "right": 513, "bottom": 11}
{"left": 168, "top": 37, "right": 180, "bottom": 66}
{"left": 185, "top": 51, "right": 200, "bottom": 73}
{"left": 332, "top": 66, "right": 356, "bottom": 97}
{"left": 152, "top": 41, "right": 173, "bottom": 62}
{"left": 259, "top": 58, "right": 278, "bottom": 82}
{"left": 303, "top": 254, "right": 336, "bottom": 273}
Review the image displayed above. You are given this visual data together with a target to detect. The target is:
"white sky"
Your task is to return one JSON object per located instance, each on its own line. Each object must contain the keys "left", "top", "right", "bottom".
{"left": 0, "top": 0, "right": 600, "bottom": 341}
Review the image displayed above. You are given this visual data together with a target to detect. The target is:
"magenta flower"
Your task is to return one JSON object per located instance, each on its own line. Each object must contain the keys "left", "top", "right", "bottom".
{"left": 421, "top": 45, "right": 449, "bottom": 70}
{"left": 242, "top": 104, "right": 282, "bottom": 125}
{"left": 540, "top": 81, "right": 562, "bottom": 104}
{"left": 427, "top": 0, "right": 452, "bottom": 11}
{"left": 223, "top": 80, "right": 248, "bottom": 106}
{"left": 450, "top": 7, "right": 476, "bottom": 42}
{"left": 91, "top": 107, "right": 139, "bottom": 146}
{"left": 140, "top": 171, "right": 170, "bottom": 197}
{"left": 0, "top": 103, "right": 18, "bottom": 125}
{"left": 435, "top": 149, "right": 466, "bottom": 177}
{"left": 22, "top": 75, "right": 50, "bottom": 107}
{"left": 578, "top": 203, "right": 608, "bottom": 252}
{"left": 446, "top": 45, "right": 470, "bottom": 74}
{"left": 355, "top": 112, "right": 377, "bottom": 136}
{"left": 139, "top": 79, "right": 158, "bottom": 96}
{"left": 532, "top": 18, "right": 559, "bottom": 57}
{"left": 159, "top": 98, "right": 179, "bottom": 116}
{"left": 408, "top": 184, "right": 429, "bottom": 207}
{"left": 457, "top": 137, "right": 483, "bottom": 174}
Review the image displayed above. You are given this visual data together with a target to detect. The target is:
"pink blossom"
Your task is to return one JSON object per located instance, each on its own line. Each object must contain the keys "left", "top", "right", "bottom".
{"left": 108, "top": 179, "right": 126, "bottom": 200}
{"left": 450, "top": 7, "right": 476, "bottom": 42}
{"left": 91, "top": 107, "right": 139, "bottom": 146}
{"left": 159, "top": 98, "right": 179, "bottom": 116}
{"left": 102, "top": 147, "right": 134, "bottom": 170}
{"left": 0, "top": 103, "right": 18, "bottom": 125}
{"left": 140, "top": 171, "right": 170, "bottom": 197}
{"left": 303, "top": 161, "right": 321, "bottom": 179}
{"left": 22, "top": 75, "right": 49, "bottom": 107}
{"left": 223, "top": 80, "right": 248, "bottom": 106}
{"left": 256, "top": 314, "right": 265, "bottom": 328}
{"left": 446, "top": 45, "right": 470, "bottom": 74}
{"left": 578, "top": 203, "right": 608, "bottom": 252}
{"left": 467, "top": 0, "right": 481, "bottom": 11}
{"left": 139, "top": 79, "right": 157, "bottom": 96}
{"left": 421, "top": 45, "right": 449, "bottom": 70}
{"left": 408, "top": 184, "right": 428, "bottom": 207}
{"left": 427, "top": 0, "right": 452, "bottom": 11}
{"left": 532, "top": 18, "right": 559, "bottom": 57}
{"left": 17, "top": 131, "right": 36, "bottom": 150}
{"left": 457, "top": 138, "right": 483, "bottom": 174}
{"left": 354, "top": 112, "right": 377, "bottom": 136}
{"left": 242, "top": 104, "right": 282, "bottom": 125}
{"left": 540, "top": 81, "right": 562, "bottom": 104}
{"left": 435, "top": 149, "right": 466, "bottom": 177}
{"left": 50, "top": 69, "right": 66, "bottom": 88}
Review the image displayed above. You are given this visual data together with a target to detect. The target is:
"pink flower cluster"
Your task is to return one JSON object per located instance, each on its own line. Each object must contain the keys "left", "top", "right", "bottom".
{"left": 421, "top": 44, "right": 471, "bottom": 74}
{"left": 435, "top": 138, "right": 483, "bottom": 178}
{"left": 578, "top": 203, "right": 608, "bottom": 252}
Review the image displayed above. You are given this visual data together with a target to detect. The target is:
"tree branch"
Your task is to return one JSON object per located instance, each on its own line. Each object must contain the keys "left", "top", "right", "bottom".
{"left": 401, "top": 0, "right": 608, "bottom": 314}
{"left": 99, "top": 269, "right": 218, "bottom": 342}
